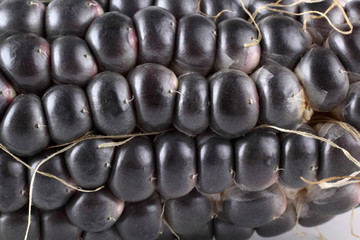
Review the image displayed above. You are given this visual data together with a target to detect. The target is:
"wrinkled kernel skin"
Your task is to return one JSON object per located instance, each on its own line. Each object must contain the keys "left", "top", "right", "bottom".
{"left": 85, "top": 12, "right": 137, "bottom": 74}
{"left": 295, "top": 47, "right": 349, "bottom": 112}
{"left": 174, "top": 73, "right": 209, "bottom": 136}
{"left": 0, "top": 34, "right": 52, "bottom": 95}
{"left": 0, "top": 94, "right": 50, "bottom": 157}
{"left": 0, "top": 151, "right": 28, "bottom": 213}
{"left": 108, "top": 136, "right": 155, "bottom": 202}
{"left": 134, "top": 6, "right": 177, "bottom": 66}
{"left": 46, "top": 0, "right": 104, "bottom": 39}
{"left": 42, "top": 85, "right": 93, "bottom": 144}
{"left": 128, "top": 63, "right": 178, "bottom": 132}
{"left": 171, "top": 14, "right": 216, "bottom": 76}
{"left": 209, "top": 69, "right": 259, "bottom": 139}
{"left": 116, "top": 193, "right": 163, "bottom": 240}
{"left": 155, "top": 131, "right": 197, "bottom": 199}
{"left": 41, "top": 209, "right": 83, "bottom": 240}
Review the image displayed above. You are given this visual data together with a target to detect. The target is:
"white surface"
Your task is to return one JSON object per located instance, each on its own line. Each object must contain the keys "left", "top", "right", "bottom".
{"left": 250, "top": 208, "right": 360, "bottom": 240}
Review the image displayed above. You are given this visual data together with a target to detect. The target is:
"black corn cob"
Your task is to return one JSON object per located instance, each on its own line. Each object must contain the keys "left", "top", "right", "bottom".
{"left": 0, "top": 0, "right": 359, "bottom": 239}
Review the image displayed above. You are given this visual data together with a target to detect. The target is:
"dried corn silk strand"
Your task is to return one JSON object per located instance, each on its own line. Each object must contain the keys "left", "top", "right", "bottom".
{"left": 0, "top": 1, "right": 357, "bottom": 239}
{"left": 251, "top": 0, "right": 325, "bottom": 18}
{"left": 239, "top": 0, "right": 263, "bottom": 47}
{"left": 3, "top": 123, "right": 358, "bottom": 240}
{"left": 235, "top": 0, "right": 352, "bottom": 48}
{"left": 301, "top": 171, "right": 360, "bottom": 188}
{"left": 315, "top": 227, "right": 328, "bottom": 240}
{"left": 310, "top": 117, "right": 360, "bottom": 140}
{"left": 3, "top": 120, "right": 357, "bottom": 239}
{"left": 252, "top": 0, "right": 353, "bottom": 34}
{"left": 160, "top": 202, "right": 181, "bottom": 240}
{"left": 47, "top": 129, "right": 169, "bottom": 149}
{"left": 4, "top": 124, "right": 357, "bottom": 240}
{"left": 194, "top": 0, "right": 261, "bottom": 47}
{"left": 0, "top": 129, "right": 167, "bottom": 189}
{"left": 25, "top": 139, "right": 104, "bottom": 240}
{"left": 15, "top": 130, "right": 167, "bottom": 240}
{"left": 256, "top": 124, "right": 360, "bottom": 188}
{"left": 97, "top": 137, "right": 135, "bottom": 148}
{"left": 195, "top": 0, "right": 235, "bottom": 22}
{"left": 302, "top": 0, "right": 352, "bottom": 34}
{"left": 0, "top": 144, "right": 91, "bottom": 192}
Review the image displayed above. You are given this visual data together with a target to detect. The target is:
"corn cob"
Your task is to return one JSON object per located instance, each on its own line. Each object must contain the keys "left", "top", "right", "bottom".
{"left": 0, "top": 0, "right": 359, "bottom": 240}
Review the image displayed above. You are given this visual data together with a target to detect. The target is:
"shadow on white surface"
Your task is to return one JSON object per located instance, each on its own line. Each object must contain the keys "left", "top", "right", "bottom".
{"left": 249, "top": 208, "right": 360, "bottom": 240}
